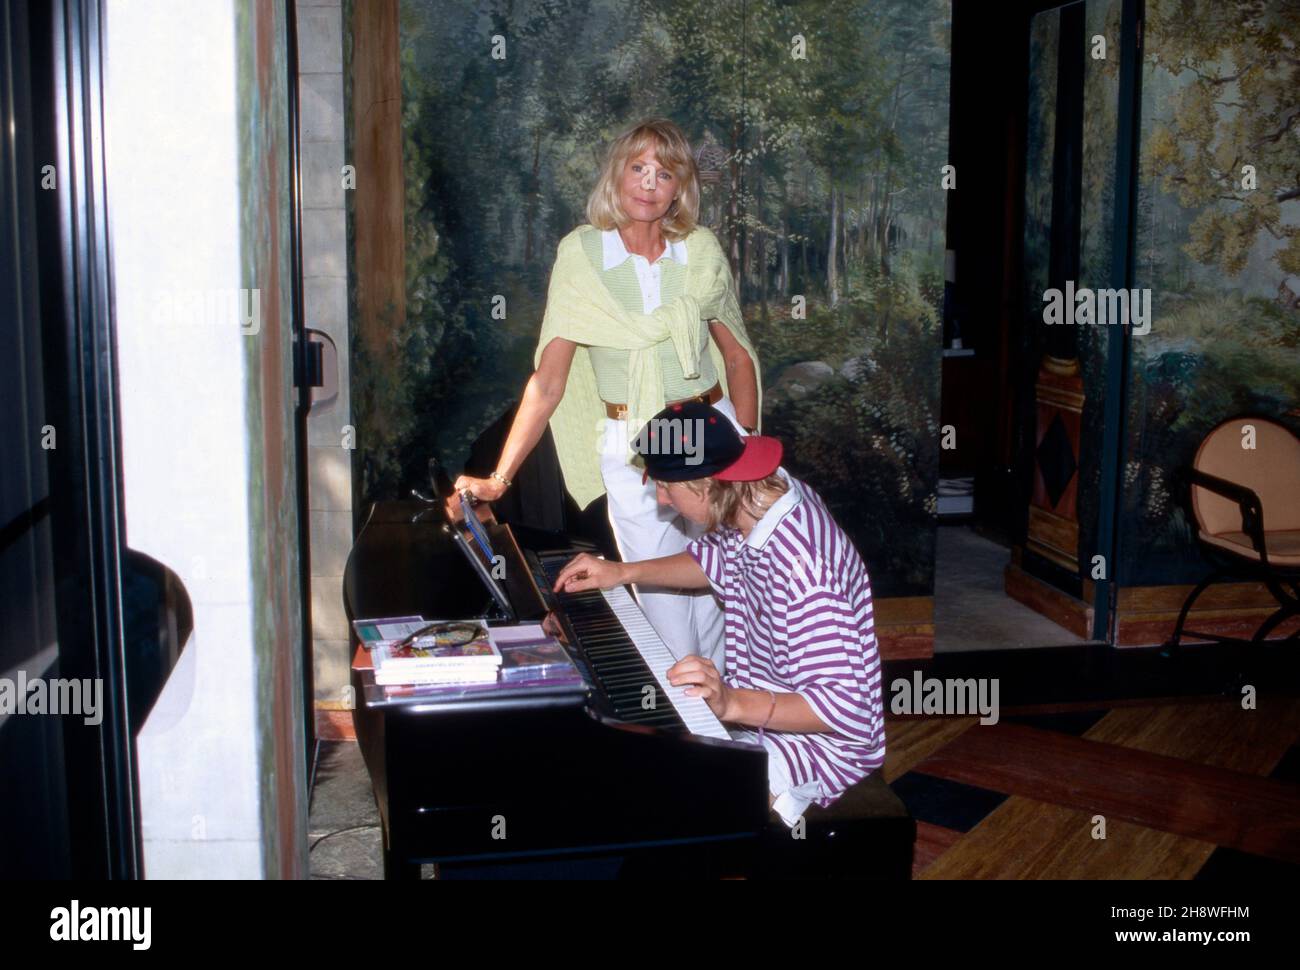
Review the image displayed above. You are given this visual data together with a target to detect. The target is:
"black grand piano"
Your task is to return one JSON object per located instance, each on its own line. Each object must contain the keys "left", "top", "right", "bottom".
{"left": 344, "top": 486, "right": 770, "bottom": 879}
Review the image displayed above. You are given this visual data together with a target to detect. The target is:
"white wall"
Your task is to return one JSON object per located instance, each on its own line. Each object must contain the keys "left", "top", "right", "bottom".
{"left": 104, "top": 0, "right": 265, "bottom": 878}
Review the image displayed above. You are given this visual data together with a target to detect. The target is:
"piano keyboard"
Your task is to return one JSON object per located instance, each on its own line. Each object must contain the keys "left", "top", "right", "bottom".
{"left": 533, "top": 551, "right": 731, "bottom": 741}
{"left": 599, "top": 584, "right": 732, "bottom": 741}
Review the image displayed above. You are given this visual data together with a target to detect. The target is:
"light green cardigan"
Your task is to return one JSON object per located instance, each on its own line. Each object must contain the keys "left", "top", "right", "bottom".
{"left": 535, "top": 223, "right": 763, "bottom": 510}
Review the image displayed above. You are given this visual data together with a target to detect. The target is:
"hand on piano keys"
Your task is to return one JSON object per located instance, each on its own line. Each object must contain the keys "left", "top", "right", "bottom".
{"left": 667, "top": 655, "right": 731, "bottom": 719}
{"left": 552, "top": 552, "right": 626, "bottom": 594}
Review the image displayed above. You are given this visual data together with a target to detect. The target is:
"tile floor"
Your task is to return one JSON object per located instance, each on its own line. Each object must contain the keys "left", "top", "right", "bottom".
{"left": 934, "top": 524, "right": 1089, "bottom": 652}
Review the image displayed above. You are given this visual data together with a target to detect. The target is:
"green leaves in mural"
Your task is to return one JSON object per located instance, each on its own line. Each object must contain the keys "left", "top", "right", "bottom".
{"left": 1143, "top": 0, "right": 1300, "bottom": 284}
{"left": 358, "top": 0, "right": 951, "bottom": 596}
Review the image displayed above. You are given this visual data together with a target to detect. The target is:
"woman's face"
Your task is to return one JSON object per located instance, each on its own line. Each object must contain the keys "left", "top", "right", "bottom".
{"left": 655, "top": 478, "right": 710, "bottom": 526}
{"left": 619, "top": 147, "right": 677, "bottom": 225}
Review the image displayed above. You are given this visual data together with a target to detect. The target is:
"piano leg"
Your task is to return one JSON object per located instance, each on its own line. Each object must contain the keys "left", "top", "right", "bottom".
{"left": 382, "top": 827, "right": 421, "bottom": 880}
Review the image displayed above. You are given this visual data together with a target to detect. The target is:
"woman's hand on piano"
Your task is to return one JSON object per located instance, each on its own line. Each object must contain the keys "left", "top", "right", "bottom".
{"left": 552, "top": 552, "right": 625, "bottom": 593}
{"left": 667, "top": 656, "right": 731, "bottom": 719}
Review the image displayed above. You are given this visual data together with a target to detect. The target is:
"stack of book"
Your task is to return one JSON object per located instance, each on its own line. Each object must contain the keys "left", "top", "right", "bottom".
{"left": 358, "top": 618, "right": 502, "bottom": 687}
{"left": 352, "top": 616, "right": 583, "bottom": 699}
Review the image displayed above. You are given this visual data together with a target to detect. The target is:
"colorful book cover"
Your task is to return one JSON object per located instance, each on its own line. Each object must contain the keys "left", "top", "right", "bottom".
{"left": 497, "top": 637, "right": 580, "bottom": 683}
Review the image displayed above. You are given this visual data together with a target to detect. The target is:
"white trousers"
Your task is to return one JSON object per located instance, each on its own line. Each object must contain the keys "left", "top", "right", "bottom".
{"left": 728, "top": 727, "right": 834, "bottom": 827}
{"left": 598, "top": 395, "right": 748, "bottom": 673}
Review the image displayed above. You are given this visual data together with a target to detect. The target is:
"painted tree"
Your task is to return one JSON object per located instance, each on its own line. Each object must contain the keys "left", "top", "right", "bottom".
{"left": 1142, "top": 0, "right": 1300, "bottom": 283}
{"left": 658, "top": 0, "right": 749, "bottom": 273}
{"left": 795, "top": 0, "right": 889, "bottom": 300}
{"left": 701, "top": 0, "right": 872, "bottom": 310}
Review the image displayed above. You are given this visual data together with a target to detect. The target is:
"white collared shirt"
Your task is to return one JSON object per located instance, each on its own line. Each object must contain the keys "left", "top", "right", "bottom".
{"left": 602, "top": 227, "right": 689, "bottom": 314}
{"left": 742, "top": 467, "right": 800, "bottom": 549}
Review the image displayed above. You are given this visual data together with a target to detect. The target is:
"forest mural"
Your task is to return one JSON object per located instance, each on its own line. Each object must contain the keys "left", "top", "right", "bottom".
{"left": 1123, "top": 0, "right": 1300, "bottom": 586}
{"left": 348, "top": 0, "right": 952, "bottom": 599}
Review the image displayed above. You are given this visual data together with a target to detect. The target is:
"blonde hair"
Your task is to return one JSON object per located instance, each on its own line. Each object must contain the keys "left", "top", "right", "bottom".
{"left": 672, "top": 473, "right": 790, "bottom": 533}
{"left": 585, "top": 118, "right": 700, "bottom": 242}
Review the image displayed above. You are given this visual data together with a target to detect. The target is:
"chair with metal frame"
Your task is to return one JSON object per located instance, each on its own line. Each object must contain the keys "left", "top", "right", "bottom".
{"left": 1165, "top": 416, "right": 1300, "bottom": 653}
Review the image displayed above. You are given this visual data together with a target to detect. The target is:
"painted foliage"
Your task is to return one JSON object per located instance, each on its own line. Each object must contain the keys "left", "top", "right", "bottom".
{"left": 1124, "top": 0, "right": 1300, "bottom": 584}
{"left": 354, "top": 0, "right": 951, "bottom": 598}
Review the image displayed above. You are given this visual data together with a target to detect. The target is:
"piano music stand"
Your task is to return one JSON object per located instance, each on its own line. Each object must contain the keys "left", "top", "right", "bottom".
{"left": 444, "top": 523, "right": 514, "bottom": 621}
{"left": 436, "top": 481, "right": 550, "bottom": 624}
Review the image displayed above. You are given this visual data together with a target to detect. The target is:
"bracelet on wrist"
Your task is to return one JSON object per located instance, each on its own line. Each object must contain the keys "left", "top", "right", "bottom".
{"left": 757, "top": 689, "right": 777, "bottom": 742}
{"left": 489, "top": 470, "right": 512, "bottom": 489}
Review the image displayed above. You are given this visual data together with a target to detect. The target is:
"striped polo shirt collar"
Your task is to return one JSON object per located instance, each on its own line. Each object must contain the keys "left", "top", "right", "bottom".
{"left": 743, "top": 467, "right": 800, "bottom": 549}
{"left": 602, "top": 227, "right": 689, "bottom": 270}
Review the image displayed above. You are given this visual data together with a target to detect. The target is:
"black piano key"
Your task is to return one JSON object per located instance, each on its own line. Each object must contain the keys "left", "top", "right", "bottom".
{"left": 590, "top": 667, "right": 659, "bottom": 686}
{"left": 597, "top": 671, "right": 662, "bottom": 688}
{"left": 584, "top": 644, "right": 653, "bottom": 661}
{"left": 534, "top": 546, "right": 688, "bottom": 734}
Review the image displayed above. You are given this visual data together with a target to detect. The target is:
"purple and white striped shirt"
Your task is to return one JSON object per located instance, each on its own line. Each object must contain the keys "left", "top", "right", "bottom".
{"left": 685, "top": 468, "right": 885, "bottom": 806}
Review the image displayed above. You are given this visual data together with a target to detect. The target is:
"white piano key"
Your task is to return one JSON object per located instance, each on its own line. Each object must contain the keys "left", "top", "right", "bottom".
{"left": 600, "top": 585, "right": 731, "bottom": 741}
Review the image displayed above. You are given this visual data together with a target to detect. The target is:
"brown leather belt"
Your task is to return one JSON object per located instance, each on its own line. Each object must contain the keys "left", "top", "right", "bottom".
{"left": 604, "top": 382, "right": 722, "bottom": 420}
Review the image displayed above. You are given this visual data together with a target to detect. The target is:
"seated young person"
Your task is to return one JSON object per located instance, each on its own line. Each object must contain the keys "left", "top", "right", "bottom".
{"left": 551, "top": 401, "right": 885, "bottom": 827}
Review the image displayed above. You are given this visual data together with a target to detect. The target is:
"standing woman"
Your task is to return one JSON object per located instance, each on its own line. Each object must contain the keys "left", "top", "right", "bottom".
{"left": 454, "top": 118, "right": 762, "bottom": 670}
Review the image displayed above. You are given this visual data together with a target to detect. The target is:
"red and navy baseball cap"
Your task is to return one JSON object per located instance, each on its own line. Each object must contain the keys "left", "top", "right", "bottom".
{"left": 632, "top": 400, "right": 783, "bottom": 483}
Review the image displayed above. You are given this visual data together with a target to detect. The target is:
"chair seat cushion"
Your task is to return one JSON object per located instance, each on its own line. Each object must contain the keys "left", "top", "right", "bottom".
{"left": 1200, "top": 529, "right": 1300, "bottom": 567}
